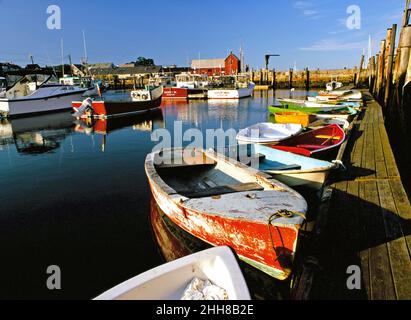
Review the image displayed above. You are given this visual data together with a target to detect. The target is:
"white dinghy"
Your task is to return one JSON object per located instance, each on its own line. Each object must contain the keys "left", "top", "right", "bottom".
{"left": 95, "top": 247, "right": 251, "bottom": 301}
{"left": 237, "top": 123, "right": 303, "bottom": 144}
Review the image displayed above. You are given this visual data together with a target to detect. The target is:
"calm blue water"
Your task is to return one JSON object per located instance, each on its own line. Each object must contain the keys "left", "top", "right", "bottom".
{"left": 0, "top": 89, "right": 313, "bottom": 299}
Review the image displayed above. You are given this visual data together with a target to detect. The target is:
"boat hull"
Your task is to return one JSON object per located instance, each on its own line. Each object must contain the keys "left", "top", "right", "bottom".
{"left": 208, "top": 85, "right": 255, "bottom": 100}
{"left": 72, "top": 96, "right": 162, "bottom": 119}
{"left": 0, "top": 90, "right": 86, "bottom": 117}
{"left": 272, "top": 124, "right": 346, "bottom": 160}
{"left": 147, "top": 178, "right": 299, "bottom": 280}
{"left": 163, "top": 87, "right": 188, "bottom": 100}
{"left": 269, "top": 170, "right": 329, "bottom": 190}
{"left": 274, "top": 112, "right": 316, "bottom": 128}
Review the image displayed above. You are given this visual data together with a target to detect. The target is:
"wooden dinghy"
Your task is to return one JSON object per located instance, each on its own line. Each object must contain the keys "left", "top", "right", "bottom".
{"left": 272, "top": 124, "right": 346, "bottom": 159}
{"left": 268, "top": 105, "right": 357, "bottom": 120}
{"left": 274, "top": 111, "right": 316, "bottom": 128}
{"left": 95, "top": 247, "right": 251, "bottom": 300}
{"left": 309, "top": 118, "right": 350, "bottom": 131}
{"left": 277, "top": 98, "right": 351, "bottom": 112}
{"left": 225, "top": 144, "right": 338, "bottom": 190}
{"left": 145, "top": 148, "right": 308, "bottom": 280}
{"left": 237, "top": 123, "right": 303, "bottom": 144}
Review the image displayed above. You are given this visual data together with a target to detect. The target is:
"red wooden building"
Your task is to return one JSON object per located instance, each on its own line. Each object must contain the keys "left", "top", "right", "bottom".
{"left": 191, "top": 52, "right": 241, "bottom": 76}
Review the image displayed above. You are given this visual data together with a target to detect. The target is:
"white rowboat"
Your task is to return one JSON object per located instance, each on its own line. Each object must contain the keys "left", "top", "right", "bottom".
{"left": 95, "top": 247, "right": 251, "bottom": 300}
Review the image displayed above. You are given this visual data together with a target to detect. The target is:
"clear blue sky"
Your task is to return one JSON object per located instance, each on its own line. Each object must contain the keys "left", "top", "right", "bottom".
{"left": 0, "top": 0, "right": 405, "bottom": 70}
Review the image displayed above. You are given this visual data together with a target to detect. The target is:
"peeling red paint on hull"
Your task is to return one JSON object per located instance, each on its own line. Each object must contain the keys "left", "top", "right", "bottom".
{"left": 145, "top": 149, "right": 307, "bottom": 280}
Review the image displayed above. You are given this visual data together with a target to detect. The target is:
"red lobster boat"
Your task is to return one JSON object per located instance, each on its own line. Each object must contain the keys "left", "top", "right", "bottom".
{"left": 163, "top": 87, "right": 189, "bottom": 100}
{"left": 72, "top": 86, "right": 163, "bottom": 119}
{"left": 272, "top": 124, "right": 346, "bottom": 159}
{"left": 145, "top": 148, "right": 307, "bottom": 280}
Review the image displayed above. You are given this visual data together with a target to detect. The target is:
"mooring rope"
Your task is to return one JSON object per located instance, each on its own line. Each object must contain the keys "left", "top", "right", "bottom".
{"left": 267, "top": 210, "right": 307, "bottom": 263}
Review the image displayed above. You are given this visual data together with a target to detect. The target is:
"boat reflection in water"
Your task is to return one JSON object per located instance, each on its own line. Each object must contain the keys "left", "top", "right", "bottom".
{"left": 150, "top": 197, "right": 291, "bottom": 300}
{"left": 0, "top": 111, "right": 74, "bottom": 154}
{"left": 74, "top": 109, "right": 164, "bottom": 152}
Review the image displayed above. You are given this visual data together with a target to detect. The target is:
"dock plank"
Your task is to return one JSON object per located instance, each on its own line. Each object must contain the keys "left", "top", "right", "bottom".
{"left": 301, "top": 92, "right": 411, "bottom": 300}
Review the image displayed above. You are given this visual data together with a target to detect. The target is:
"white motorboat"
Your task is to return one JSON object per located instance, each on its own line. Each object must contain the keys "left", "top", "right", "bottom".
{"left": 326, "top": 80, "right": 343, "bottom": 91}
{"left": 95, "top": 247, "right": 251, "bottom": 300}
{"left": 208, "top": 75, "right": 255, "bottom": 100}
{"left": 0, "top": 73, "right": 87, "bottom": 117}
{"left": 237, "top": 123, "right": 303, "bottom": 144}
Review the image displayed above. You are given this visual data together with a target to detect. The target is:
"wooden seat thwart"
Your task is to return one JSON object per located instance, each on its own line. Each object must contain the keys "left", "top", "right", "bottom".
{"left": 182, "top": 182, "right": 264, "bottom": 199}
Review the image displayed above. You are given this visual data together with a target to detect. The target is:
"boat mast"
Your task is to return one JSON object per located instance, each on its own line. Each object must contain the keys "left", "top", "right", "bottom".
{"left": 82, "top": 30, "right": 88, "bottom": 65}
{"left": 61, "top": 38, "right": 64, "bottom": 78}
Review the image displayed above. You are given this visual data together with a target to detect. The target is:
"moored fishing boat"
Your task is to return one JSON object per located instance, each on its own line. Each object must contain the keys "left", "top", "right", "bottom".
{"left": 95, "top": 246, "right": 251, "bottom": 300}
{"left": 225, "top": 144, "right": 338, "bottom": 190}
{"left": 72, "top": 86, "right": 163, "bottom": 119}
{"left": 237, "top": 122, "right": 303, "bottom": 144}
{"left": 208, "top": 75, "right": 255, "bottom": 100}
{"left": 163, "top": 73, "right": 208, "bottom": 100}
{"left": 145, "top": 148, "right": 308, "bottom": 280}
{"left": 274, "top": 111, "right": 316, "bottom": 127}
{"left": 0, "top": 72, "right": 88, "bottom": 118}
{"left": 272, "top": 124, "right": 346, "bottom": 159}
{"left": 326, "top": 80, "right": 343, "bottom": 91}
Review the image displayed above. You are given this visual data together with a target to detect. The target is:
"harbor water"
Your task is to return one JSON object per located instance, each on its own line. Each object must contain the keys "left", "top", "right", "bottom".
{"left": 0, "top": 89, "right": 316, "bottom": 299}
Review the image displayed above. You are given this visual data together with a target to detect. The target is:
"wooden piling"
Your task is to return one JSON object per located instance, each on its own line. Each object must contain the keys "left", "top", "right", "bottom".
{"left": 376, "top": 40, "right": 386, "bottom": 100}
{"left": 305, "top": 68, "right": 310, "bottom": 91}
{"left": 384, "top": 25, "right": 397, "bottom": 107}
{"left": 289, "top": 68, "right": 293, "bottom": 89}
{"left": 397, "top": 26, "right": 411, "bottom": 91}
{"left": 357, "top": 55, "right": 365, "bottom": 87}
{"left": 272, "top": 69, "right": 276, "bottom": 88}
{"left": 373, "top": 54, "right": 380, "bottom": 94}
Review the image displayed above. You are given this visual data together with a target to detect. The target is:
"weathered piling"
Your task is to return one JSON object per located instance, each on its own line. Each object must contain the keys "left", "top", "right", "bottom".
{"left": 376, "top": 40, "right": 386, "bottom": 100}
{"left": 384, "top": 25, "right": 397, "bottom": 107}
{"left": 289, "top": 68, "right": 293, "bottom": 89}
{"left": 305, "top": 68, "right": 310, "bottom": 91}
{"left": 356, "top": 55, "right": 365, "bottom": 87}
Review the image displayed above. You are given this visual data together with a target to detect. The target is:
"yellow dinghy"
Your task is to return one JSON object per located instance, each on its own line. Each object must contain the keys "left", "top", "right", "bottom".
{"left": 274, "top": 111, "right": 316, "bottom": 128}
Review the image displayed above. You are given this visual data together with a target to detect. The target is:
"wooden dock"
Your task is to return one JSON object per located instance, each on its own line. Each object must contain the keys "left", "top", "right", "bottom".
{"left": 293, "top": 90, "right": 411, "bottom": 300}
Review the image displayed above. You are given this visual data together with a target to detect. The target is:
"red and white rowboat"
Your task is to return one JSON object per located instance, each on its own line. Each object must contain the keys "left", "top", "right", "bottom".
{"left": 145, "top": 148, "right": 307, "bottom": 280}
{"left": 272, "top": 124, "right": 346, "bottom": 159}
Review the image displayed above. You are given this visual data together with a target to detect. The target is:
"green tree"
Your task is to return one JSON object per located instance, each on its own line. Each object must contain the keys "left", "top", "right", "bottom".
{"left": 135, "top": 57, "right": 155, "bottom": 67}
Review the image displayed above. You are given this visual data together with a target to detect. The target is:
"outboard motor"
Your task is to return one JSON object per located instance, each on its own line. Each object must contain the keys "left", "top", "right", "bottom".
{"left": 73, "top": 98, "right": 93, "bottom": 118}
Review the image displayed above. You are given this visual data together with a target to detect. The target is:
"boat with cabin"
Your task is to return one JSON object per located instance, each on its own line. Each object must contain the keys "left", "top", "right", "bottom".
{"left": 0, "top": 71, "right": 88, "bottom": 118}
{"left": 72, "top": 86, "right": 163, "bottom": 119}
{"left": 208, "top": 75, "right": 255, "bottom": 100}
{"left": 163, "top": 73, "right": 208, "bottom": 100}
